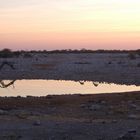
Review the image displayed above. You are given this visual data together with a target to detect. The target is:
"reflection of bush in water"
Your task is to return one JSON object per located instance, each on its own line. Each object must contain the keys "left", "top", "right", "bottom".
{"left": 0, "top": 80, "right": 16, "bottom": 88}
{"left": 79, "top": 81, "right": 99, "bottom": 87}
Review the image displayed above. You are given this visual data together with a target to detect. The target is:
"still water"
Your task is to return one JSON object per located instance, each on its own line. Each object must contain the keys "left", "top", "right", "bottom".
{"left": 0, "top": 80, "right": 140, "bottom": 97}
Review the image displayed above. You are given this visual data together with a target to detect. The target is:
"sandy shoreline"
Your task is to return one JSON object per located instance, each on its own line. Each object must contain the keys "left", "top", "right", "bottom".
{"left": 0, "top": 92, "right": 139, "bottom": 139}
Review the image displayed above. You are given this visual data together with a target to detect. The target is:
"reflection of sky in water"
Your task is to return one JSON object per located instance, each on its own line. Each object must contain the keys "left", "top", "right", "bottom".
{"left": 0, "top": 80, "right": 140, "bottom": 97}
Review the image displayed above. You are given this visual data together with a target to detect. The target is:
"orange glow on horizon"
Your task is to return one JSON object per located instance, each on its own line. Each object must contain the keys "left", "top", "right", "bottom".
{"left": 0, "top": 0, "right": 140, "bottom": 50}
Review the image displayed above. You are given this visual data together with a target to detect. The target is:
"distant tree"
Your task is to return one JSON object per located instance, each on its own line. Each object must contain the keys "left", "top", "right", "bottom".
{"left": 136, "top": 49, "right": 140, "bottom": 56}
{"left": 13, "top": 51, "right": 21, "bottom": 57}
{"left": 0, "top": 48, "right": 13, "bottom": 58}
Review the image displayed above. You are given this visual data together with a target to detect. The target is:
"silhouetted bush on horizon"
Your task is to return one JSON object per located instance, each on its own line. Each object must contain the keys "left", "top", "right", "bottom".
{"left": 25, "top": 49, "right": 140, "bottom": 54}
{"left": 0, "top": 48, "right": 140, "bottom": 58}
{"left": 0, "top": 48, "right": 13, "bottom": 58}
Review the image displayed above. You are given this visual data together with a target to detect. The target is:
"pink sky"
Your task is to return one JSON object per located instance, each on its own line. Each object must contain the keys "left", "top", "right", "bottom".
{"left": 0, "top": 0, "right": 140, "bottom": 50}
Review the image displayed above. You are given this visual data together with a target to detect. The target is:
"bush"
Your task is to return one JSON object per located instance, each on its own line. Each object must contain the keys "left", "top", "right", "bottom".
{"left": 13, "top": 51, "right": 21, "bottom": 57}
{"left": 0, "top": 48, "right": 13, "bottom": 58}
{"left": 137, "top": 63, "right": 140, "bottom": 67}
{"left": 128, "top": 53, "right": 136, "bottom": 60}
{"left": 136, "top": 50, "right": 140, "bottom": 56}
{"left": 23, "top": 53, "right": 32, "bottom": 58}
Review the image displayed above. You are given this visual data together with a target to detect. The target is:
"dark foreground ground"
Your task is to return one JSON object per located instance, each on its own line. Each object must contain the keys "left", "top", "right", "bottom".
{"left": 0, "top": 92, "right": 140, "bottom": 139}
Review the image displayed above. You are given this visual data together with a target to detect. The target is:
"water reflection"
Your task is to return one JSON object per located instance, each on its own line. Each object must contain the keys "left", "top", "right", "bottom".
{"left": 0, "top": 80, "right": 16, "bottom": 88}
{"left": 0, "top": 80, "right": 140, "bottom": 97}
{"left": 79, "top": 80, "right": 99, "bottom": 87}
{"left": 79, "top": 81, "right": 85, "bottom": 85}
{"left": 92, "top": 82, "right": 99, "bottom": 87}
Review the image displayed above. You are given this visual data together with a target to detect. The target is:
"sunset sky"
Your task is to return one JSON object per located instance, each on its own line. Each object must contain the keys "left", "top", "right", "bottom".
{"left": 0, "top": 0, "right": 140, "bottom": 50}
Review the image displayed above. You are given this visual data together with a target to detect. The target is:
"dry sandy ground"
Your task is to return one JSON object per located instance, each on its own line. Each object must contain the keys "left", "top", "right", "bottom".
{"left": 0, "top": 53, "right": 140, "bottom": 85}
{"left": 0, "top": 92, "right": 140, "bottom": 139}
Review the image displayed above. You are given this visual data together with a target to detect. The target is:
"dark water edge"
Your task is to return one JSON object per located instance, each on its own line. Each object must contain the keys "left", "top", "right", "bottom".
{"left": 0, "top": 76, "right": 140, "bottom": 86}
